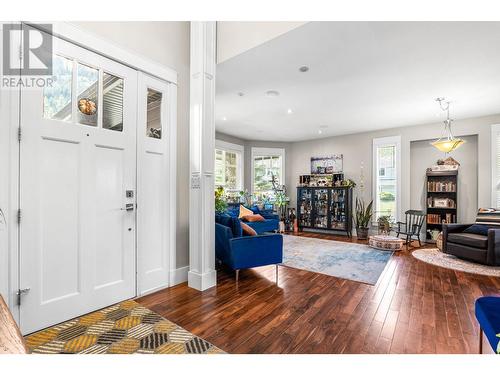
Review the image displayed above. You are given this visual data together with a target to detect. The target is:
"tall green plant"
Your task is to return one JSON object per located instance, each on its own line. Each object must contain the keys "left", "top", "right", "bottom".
{"left": 354, "top": 198, "right": 373, "bottom": 229}
{"left": 215, "top": 186, "right": 228, "bottom": 214}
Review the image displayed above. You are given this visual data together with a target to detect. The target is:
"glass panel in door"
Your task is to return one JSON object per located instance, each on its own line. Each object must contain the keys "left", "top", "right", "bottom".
{"left": 298, "top": 189, "right": 312, "bottom": 227}
{"left": 43, "top": 55, "right": 73, "bottom": 121}
{"left": 314, "top": 189, "right": 328, "bottom": 228}
{"left": 146, "top": 89, "right": 162, "bottom": 138}
{"left": 76, "top": 63, "right": 99, "bottom": 126}
{"left": 330, "top": 189, "right": 346, "bottom": 229}
{"left": 102, "top": 72, "right": 124, "bottom": 131}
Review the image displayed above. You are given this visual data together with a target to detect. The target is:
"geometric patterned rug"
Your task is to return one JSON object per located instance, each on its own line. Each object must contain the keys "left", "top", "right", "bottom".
{"left": 24, "top": 300, "right": 225, "bottom": 354}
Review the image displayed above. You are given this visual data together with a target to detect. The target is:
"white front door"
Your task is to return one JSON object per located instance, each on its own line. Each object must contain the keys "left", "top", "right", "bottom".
{"left": 19, "top": 33, "right": 138, "bottom": 334}
{"left": 136, "top": 74, "right": 171, "bottom": 295}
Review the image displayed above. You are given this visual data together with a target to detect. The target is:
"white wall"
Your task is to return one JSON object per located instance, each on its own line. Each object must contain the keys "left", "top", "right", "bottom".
{"left": 289, "top": 114, "right": 500, "bottom": 221}
{"left": 410, "top": 135, "right": 478, "bottom": 225}
{"left": 216, "top": 22, "right": 306, "bottom": 63}
{"left": 74, "top": 22, "right": 191, "bottom": 268}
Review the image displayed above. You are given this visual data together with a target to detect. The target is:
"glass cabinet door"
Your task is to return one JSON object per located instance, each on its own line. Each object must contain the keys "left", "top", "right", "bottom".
{"left": 313, "top": 189, "right": 329, "bottom": 228}
{"left": 330, "top": 189, "right": 347, "bottom": 229}
{"left": 298, "top": 189, "right": 312, "bottom": 227}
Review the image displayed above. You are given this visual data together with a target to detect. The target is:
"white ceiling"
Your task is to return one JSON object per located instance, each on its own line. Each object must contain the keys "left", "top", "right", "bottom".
{"left": 215, "top": 22, "right": 500, "bottom": 142}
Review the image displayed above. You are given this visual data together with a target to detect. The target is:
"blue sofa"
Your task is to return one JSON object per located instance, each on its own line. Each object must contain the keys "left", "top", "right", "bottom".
{"left": 215, "top": 214, "right": 283, "bottom": 282}
{"left": 226, "top": 205, "right": 280, "bottom": 234}
{"left": 475, "top": 296, "right": 500, "bottom": 354}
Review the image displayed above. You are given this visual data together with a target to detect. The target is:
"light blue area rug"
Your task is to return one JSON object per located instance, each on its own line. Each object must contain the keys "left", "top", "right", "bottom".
{"left": 282, "top": 235, "right": 393, "bottom": 285}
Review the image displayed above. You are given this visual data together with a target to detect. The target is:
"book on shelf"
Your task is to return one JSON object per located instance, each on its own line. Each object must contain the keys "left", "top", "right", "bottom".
{"left": 427, "top": 180, "right": 456, "bottom": 192}
{"left": 427, "top": 213, "right": 456, "bottom": 224}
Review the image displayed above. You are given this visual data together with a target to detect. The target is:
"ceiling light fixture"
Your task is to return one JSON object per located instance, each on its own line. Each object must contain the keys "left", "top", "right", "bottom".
{"left": 222, "top": 116, "right": 227, "bottom": 121}
{"left": 430, "top": 97, "right": 465, "bottom": 154}
{"left": 266, "top": 90, "right": 280, "bottom": 97}
{"left": 299, "top": 65, "right": 309, "bottom": 73}
{"left": 287, "top": 108, "right": 293, "bottom": 114}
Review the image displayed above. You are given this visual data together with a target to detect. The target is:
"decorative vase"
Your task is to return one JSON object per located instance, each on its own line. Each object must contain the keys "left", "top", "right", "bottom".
{"left": 437, "top": 232, "right": 443, "bottom": 251}
{"left": 356, "top": 227, "right": 369, "bottom": 240}
{"left": 279, "top": 221, "right": 285, "bottom": 233}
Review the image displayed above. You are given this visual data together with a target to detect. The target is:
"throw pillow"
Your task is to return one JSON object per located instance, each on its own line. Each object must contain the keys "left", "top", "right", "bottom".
{"left": 464, "top": 224, "right": 489, "bottom": 236}
{"left": 476, "top": 208, "right": 500, "bottom": 226}
{"left": 242, "top": 214, "right": 266, "bottom": 222}
{"left": 238, "top": 205, "right": 254, "bottom": 219}
{"left": 240, "top": 221, "right": 257, "bottom": 236}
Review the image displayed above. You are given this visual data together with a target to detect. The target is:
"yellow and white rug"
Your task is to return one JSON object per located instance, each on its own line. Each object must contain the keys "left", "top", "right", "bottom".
{"left": 25, "top": 300, "right": 224, "bottom": 354}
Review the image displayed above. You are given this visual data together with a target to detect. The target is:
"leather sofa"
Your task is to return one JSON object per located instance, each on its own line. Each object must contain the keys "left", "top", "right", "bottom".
{"left": 442, "top": 223, "right": 500, "bottom": 266}
{"left": 215, "top": 215, "right": 283, "bottom": 281}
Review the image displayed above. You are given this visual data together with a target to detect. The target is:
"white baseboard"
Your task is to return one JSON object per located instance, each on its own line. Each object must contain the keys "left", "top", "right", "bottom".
{"left": 170, "top": 266, "right": 189, "bottom": 286}
{"left": 188, "top": 269, "right": 217, "bottom": 291}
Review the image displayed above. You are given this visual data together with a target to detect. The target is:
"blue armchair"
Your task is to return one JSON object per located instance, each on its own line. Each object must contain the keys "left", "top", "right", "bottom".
{"left": 226, "top": 204, "right": 280, "bottom": 234}
{"left": 475, "top": 296, "right": 500, "bottom": 354}
{"left": 215, "top": 215, "right": 283, "bottom": 283}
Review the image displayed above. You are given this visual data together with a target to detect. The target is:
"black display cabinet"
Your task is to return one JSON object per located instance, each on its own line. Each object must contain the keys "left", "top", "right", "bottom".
{"left": 297, "top": 187, "right": 353, "bottom": 236}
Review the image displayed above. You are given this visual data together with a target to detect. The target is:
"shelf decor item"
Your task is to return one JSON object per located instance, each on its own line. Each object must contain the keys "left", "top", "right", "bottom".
{"left": 354, "top": 198, "right": 373, "bottom": 240}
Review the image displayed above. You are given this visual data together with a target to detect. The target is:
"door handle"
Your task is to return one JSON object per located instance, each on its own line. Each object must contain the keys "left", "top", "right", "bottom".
{"left": 121, "top": 203, "right": 135, "bottom": 212}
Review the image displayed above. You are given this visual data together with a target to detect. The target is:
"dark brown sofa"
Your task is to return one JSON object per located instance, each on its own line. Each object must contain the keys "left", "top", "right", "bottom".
{"left": 442, "top": 223, "right": 500, "bottom": 266}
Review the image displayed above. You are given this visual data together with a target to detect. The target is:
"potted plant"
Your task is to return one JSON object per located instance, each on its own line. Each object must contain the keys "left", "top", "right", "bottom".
{"left": 354, "top": 198, "right": 373, "bottom": 240}
{"left": 274, "top": 191, "right": 289, "bottom": 221}
{"left": 377, "top": 215, "right": 392, "bottom": 235}
{"left": 238, "top": 189, "right": 252, "bottom": 207}
{"left": 215, "top": 186, "right": 228, "bottom": 214}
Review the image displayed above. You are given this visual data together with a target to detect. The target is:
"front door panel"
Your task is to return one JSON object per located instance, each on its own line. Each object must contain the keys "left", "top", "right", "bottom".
{"left": 19, "top": 32, "right": 138, "bottom": 334}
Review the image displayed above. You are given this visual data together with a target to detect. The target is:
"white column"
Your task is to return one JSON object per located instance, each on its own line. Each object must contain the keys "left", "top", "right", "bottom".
{"left": 188, "top": 21, "right": 217, "bottom": 291}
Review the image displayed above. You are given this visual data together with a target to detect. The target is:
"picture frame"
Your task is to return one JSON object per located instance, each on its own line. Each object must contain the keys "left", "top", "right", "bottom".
{"left": 433, "top": 198, "right": 449, "bottom": 208}
{"left": 310, "top": 155, "right": 343, "bottom": 174}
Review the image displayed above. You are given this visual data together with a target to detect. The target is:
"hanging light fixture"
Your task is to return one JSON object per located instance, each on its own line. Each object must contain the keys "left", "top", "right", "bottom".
{"left": 431, "top": 97, "right": 465, "bottom": 153}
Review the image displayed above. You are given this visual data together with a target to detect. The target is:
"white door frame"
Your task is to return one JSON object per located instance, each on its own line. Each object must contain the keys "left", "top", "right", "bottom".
{"left": 1, "top": 21, "right": 178, "bottom": 325}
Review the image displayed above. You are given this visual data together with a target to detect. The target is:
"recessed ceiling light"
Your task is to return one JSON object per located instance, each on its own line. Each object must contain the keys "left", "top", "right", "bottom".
{"left": 318, "top": 129, "right": 323, "bottom": 134}
{"left": 287, "top": 108, "right": 293, "bottom": 114}
{"left": 237, "top": 92, "right": 244, "bottom": 97}
{"left": 222, "top": 116, "right": 227, "bottom": 121}
{"left": 266, "top": 90, "right": 280, "bottom": 97}
{"left": 299, "top": 66, "right": 309, "bottom": 73}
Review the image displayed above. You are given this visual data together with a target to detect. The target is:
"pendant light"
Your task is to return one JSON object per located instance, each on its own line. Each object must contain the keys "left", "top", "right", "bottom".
{"left": 431, "top": 97, "right": 465, "bottom": 153}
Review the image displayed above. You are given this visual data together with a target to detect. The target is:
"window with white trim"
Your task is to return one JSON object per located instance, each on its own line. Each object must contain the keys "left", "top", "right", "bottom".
{"left": 373, "top": 136, "right": 401, "bottom": 221}
{"left": 214, "top": 140, "right": 244, "bottom": 191}
{"left": 251, "top": 147, "right": 285, "bottom": 201}
{"left": 491, "top": 125, "right": 500, "bottom": 207}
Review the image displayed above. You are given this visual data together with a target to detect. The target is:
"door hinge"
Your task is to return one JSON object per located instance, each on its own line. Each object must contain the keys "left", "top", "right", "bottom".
{"left": 17, "top": 209, "right": 21, "bottom": 224}
{"left": 18, "top": 127, "right": 21, "bottom": 142}
{"left": 16, "top": 287, "right": 30, "bottom": 306}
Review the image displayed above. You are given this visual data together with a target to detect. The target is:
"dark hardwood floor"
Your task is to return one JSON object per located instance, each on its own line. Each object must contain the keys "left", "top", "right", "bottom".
{"left": 136, "top": 232, "right": 500, "bottom": 354}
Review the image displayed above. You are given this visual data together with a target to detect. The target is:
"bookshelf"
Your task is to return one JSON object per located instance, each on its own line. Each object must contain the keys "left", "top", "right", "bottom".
{"left": 425, "top": 170, "right": 458, "bottom": 243}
